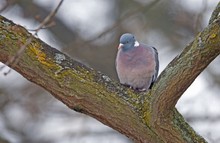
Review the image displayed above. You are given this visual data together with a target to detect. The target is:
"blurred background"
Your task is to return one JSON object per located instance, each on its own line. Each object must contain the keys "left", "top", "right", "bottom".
{"left": 0, "top": 0, "right": 220, "bottom": 143}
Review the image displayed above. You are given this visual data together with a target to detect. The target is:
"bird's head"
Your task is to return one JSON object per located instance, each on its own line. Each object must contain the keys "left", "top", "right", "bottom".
{"left": 118, "top": 33, "right": 139, "bottom": 51}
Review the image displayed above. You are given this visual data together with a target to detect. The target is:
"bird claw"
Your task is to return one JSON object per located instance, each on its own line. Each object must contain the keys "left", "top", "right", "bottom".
{"left": 122, "top": 84, "right": 147, "bottom": 92}
{"left": 136, "top": 88, "right": 147, "bottom": 92}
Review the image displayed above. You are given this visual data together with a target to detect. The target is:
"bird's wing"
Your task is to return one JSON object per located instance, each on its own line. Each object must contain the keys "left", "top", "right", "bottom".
{"left": 152, "top": 46, "right": 159, "bottom": 82}
{"left": 148, "top": 47, "right": 159, "bottom": 89}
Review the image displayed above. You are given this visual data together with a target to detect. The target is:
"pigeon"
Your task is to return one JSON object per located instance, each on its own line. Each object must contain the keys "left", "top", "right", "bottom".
{"left": 115, "top": 33, "right": 159, "bottom": 91}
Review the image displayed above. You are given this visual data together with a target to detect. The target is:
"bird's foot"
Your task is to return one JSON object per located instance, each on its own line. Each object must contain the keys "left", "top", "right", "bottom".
{"left": 136, "top": 88, "right": 147, "bottom": 92}
{"left": 122, "top": 84, "right": 147, "bottom": 92}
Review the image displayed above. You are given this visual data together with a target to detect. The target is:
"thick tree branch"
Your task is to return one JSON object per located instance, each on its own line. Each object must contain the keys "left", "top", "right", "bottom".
{"left": 0, "top": 15, "right": 161, "bottom": 143}
{"left": 149, "top": 7, "right": 220, "bottom": 139}
{"left": 151, "top": 16, "right": 220, "bottom": 116}
{"left": 1, "top": 11, "right": 219, "bottom": 142}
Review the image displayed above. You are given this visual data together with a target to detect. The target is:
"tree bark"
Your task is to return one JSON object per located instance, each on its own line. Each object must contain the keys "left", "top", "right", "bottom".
{"left": 0, "top": 4, "right": 220, "bottom": 142}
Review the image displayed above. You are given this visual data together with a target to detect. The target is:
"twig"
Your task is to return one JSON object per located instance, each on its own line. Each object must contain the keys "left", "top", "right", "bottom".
{"left": 35, "top": 0, "right": 64, "bottom": 33}
{"left": 209, "top": 1, "right": 220, "bottom": 24}
{"left": 0, "top": 0, "right": 64, "bottom": 75}
{"left": 85, "top": 0, "right": 161, "bottom": 44}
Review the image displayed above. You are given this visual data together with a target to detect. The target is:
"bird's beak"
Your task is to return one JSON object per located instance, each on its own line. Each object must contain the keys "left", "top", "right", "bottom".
{"left": 118, "top": 43, "right": 124, "bottom": 50}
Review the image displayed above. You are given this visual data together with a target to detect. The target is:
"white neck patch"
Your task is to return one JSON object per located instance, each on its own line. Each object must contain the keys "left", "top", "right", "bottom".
{"left": 134, "top": 41, "right": 140, "bottom": 47}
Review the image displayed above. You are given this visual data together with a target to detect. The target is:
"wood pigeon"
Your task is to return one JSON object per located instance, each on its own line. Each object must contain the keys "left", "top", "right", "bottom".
{"left": 115, "top": 33, "right": 159, "bottom": 91}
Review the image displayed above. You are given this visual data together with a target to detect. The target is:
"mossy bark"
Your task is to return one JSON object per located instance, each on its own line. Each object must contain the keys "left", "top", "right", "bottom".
{"left": 0, "top": 10, "right": 220, "bottom": 143}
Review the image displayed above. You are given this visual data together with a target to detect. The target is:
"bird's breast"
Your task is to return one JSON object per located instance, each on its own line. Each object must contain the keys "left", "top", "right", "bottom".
{"left": 116, "top": 44, "right": 158, "bottom": 89}
{"left": 118, "top": 47, "right": 155, "bottom": 69}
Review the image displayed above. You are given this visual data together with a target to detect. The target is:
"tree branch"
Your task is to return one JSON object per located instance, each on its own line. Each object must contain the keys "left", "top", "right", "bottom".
{"left": 0, "top": 0, "right": 63, "bottom": 75}
{"left": 209, "top": 1, "right": 220, "bottom": 24}
{"left": 0, "top": 15, "right": 161, "bottom": 143}
{"left": 149, "top": 10, "right": 220, "bottom": 140}
{"left": 1, "top": 11, "right": 219, "bottom": 142}
{"left": 151, "top": 17, "right": 220, "bottom": 116}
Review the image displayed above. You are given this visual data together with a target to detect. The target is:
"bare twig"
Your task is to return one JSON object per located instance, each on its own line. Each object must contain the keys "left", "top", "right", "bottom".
{"left": 209, "top": 1, "right": 220, "bottom": 24}
{"left": 0, "top": 0, "right": 64, "bottom": 75}
{"left": 34, "top": 0, "right": 64, "bottom": 33}
{"left": 85, "top": 0, "right": 161, "bottom": 44}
